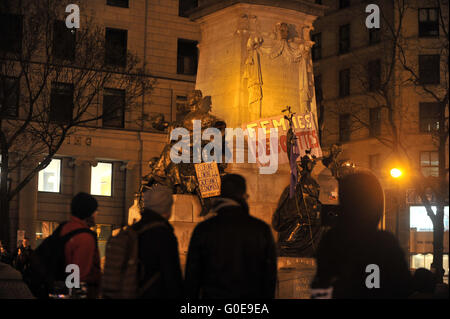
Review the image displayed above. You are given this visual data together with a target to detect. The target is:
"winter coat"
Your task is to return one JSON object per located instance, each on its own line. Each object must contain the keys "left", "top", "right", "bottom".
{"left": 311, "top": 227, "right": 412, "bottom": 299}
{"left": 60, "top": 216, "right": 101, "bottom": 295}
{"left": 131, "top": 209, "right": 183, "bottom": 299}
{"left": 184, "top": 198, "right": 277, "bottom": 299}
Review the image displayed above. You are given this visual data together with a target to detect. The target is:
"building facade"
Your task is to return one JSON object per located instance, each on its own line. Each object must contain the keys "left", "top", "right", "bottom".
{"left": 1, "top": 0, "right": 201, "bottom": 258}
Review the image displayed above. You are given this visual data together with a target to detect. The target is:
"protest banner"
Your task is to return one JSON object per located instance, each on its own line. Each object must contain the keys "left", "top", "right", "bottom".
{"left": 194, "top": 162, "right": 221, "bottom": 198}
{"left": 243, "top": 111, "right": 322, "bottom": 166}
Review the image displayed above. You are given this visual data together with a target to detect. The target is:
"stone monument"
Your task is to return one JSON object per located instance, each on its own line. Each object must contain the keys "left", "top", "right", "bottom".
{"left": 189, "top": 0, "right": 326, "bottom": 298}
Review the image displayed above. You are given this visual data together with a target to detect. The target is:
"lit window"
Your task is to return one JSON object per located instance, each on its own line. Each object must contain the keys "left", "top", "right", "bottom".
{"left": 38, "top": 159, "right": 61, "bottom": 193}
{"left": 410, "top": 206, "right": 449, "bottom": 232}
{"left": 91, "top": 162, "right": 112, "bottom": 196}
{"left": 420, "top": 151, "right": 439, "bottom": 177}
{"left": 411, "top": 254, "right": 449, "bottom": 276}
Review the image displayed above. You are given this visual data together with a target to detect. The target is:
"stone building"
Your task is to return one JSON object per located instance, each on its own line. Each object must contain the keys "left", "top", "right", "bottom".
{"left": 312, "top": 0, "right": 448, "bottom": 279}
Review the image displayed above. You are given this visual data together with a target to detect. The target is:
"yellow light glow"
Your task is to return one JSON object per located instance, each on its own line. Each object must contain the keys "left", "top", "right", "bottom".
{"left": 390, "top": 168, "right": 403, "bottom": 178}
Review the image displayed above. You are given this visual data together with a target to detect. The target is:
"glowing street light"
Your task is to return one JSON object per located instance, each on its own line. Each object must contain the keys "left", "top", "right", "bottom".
{"left": 390, "top": 168, "right": 403, "bottom": 178}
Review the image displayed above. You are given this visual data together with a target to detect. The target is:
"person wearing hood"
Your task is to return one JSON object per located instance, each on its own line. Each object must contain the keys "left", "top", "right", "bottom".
{"left": 184, "top": 174, "right": 277, "bottom": 299}
{"left": 310, "top": 170, "right": 413, "bottom": 298}
{"left": 131, "top": 184, "right": 183, "bottom": 298}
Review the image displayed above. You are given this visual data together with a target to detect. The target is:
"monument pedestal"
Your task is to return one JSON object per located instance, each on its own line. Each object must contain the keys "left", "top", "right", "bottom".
{"left": 277, "top": 257, "right": 316, "bottom": 299}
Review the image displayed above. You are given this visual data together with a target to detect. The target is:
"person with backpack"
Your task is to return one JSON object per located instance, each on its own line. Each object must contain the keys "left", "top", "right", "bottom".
{"left": 102, "top": 184, "right": 183, "bottom": 299}
{"left": 59, "top": 192, "right": 101, "bottom": 298}
{"left": 184, "top": 174, "right": 278, "bottom": 299}
{"left": 23, "top": 192, "right": 100, "bottom": 299}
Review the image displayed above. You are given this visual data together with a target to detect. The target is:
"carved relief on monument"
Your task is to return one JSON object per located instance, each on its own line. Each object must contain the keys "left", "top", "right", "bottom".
{"left": 238, "top": 16, "right": 316, "bottom": 120}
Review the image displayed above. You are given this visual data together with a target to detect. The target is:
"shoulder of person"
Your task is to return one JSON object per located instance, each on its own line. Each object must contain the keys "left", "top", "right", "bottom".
{"left": 0, "top": 262, "right": 23, "bottom": 281}
{"left": 375, "top": 230, "right": 400, "bottom": 246}
{"left": 247, "top": 215, "right": 272, "bottom": 231}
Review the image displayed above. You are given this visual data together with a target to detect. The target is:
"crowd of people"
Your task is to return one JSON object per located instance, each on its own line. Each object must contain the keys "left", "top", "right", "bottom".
{"left": 0, "top": 172, "right": 448, "bottom": 299}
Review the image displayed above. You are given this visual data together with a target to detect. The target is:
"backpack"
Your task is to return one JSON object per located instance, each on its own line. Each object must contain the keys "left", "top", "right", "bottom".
{"left": 102, "top": 222, "right": 167, "bottom": 299}
{"left": 23, "top": 222, "right": 96, "bottom": 299}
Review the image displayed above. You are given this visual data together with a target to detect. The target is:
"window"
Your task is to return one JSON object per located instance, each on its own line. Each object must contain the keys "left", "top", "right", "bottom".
{"left": 339, "top": 68, "right": 350, "bottom": 97}
{"left": 339, "top": 113, "right": 351, "bottom": 142}
{"left": 177, "top": 39, "right": 198, "bottom": 75}
{"left": 0, "top": 14, "right": 22, "bottom": 54}
{"left": 339, "top": 0, "right": 350, "bottom": 9}
{"left": 0, "top": 77, "right": 19, "bottom": 118}
{"left": 420, "top": 151, "right": 439, "bottom": 177}
{"left": 419, "top": 102, "right": 441, "bottom": 132}
{"left": 369, "top": 154, "right": 380, "bottom": 172}
{"left": 107, "top": 0, "right": 129, "bottom": 8}
{"left": 38, "top": 159, "right": 61, "bottom": 193}
{"left": 91, "top": 162, "right": 112, "bottom": 196}
{"left": 105, "top": 28, "right": 127, "bottom": 67}
{"left": 103, "top": 88, "right": 125, "bottom": 128}
{"left": 369, "top": 28, "right": 380, "bottom": 44}
{"left": 314, "top": 75, "right": 323, "bottom": 103}
{"left": 419, "top": 8, "right": 439, "bottom": 37}
{"left": 339, "top": 24, "right": 350, "bottom": 54}
{"left": 410, "top": 206, "right": 449, "bottom": 231}
{"left": 311, "top": 33, "right": 322, "bottom": 61}
{"left": 179, "top": 0, "right": 198, "bottom": 17}
{"left": 368, "top": 59, "right": 381, "bottom": 91}
{"left": 50, "top": 83, "right": 73, "bottom": 123}
{"left": 369, "top": 107, "right": 381, "bottom": 137}
{"left": 53, "top": 20, "right": 76, "bottom": 61}
{"left": 175, "top": 95, "right": 189, "bottom": 122}
{"left": 411, "top": 254, "right": 448, "bottom": 276}
{"left": 419, "top": 55, "right": 440, "bottom": 84}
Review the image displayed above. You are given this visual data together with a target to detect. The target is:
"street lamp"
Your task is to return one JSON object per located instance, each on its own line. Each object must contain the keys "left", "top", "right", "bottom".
{"left": 390, "top": 168, "right": 403, "bottom": 179}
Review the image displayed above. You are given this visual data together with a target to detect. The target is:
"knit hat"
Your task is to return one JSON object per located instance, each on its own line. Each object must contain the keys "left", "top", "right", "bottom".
{"left": 71, "top": 192, "right": 98, "bottom": 220}
{"left": 142, "top": 184, "right": 173, "bottom": 215}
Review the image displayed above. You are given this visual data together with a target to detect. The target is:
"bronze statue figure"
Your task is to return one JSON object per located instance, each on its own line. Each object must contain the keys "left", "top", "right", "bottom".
{"left": 142, "top": 90, "right": 227, "bottom": 215}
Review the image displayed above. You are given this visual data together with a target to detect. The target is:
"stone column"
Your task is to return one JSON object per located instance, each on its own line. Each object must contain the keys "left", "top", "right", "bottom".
{"left": 70, "top": 158, "right": 97, "bottom": 196}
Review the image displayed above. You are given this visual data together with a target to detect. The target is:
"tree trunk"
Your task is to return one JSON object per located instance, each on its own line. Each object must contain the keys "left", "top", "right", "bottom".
{"left": 431, "top": 205, "right": 445, "bottom": 283}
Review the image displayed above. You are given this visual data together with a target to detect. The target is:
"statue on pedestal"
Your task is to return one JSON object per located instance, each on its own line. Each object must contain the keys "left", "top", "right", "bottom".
{"left": 142, "top": 90, "right": 227, "bottom": 214}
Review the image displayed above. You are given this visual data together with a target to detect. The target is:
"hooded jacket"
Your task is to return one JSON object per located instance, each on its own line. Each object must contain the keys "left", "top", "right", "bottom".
{"left": 184, "top": 197, "right": 277, "bottom": 299}
{"left": 311, "top": 171, "right": 412, "bottom": 298}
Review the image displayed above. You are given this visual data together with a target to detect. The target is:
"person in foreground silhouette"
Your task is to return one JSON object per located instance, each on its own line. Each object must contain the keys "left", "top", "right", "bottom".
{"left": 311, "top": 170, "right": 412, "bottom": 299}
